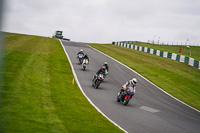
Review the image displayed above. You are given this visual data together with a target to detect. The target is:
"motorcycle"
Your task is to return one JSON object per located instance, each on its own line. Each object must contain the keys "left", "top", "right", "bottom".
{"left": 92, "top": 73, "right": 105, "bottom": 89}
{"left": 77, "top": 54, "right": 84, "bottom": 64}
{"left": 82, "top": 59, "right": 89, "bottom": 70}
{"left": 117, "top": 87, "right": 135, "bottom": 106}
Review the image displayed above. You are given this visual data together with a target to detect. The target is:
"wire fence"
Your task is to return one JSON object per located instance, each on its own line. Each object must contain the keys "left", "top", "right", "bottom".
{"left": 148, "top": 40, "right": 200, "bottom": 46}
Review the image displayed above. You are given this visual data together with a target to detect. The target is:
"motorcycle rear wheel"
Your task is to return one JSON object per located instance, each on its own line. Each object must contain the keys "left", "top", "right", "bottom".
{"left": 117, "top": 93, "right": 120, "bottom": 102}
{"left": 117, "top": 97, "right": 120, "bottom": 102}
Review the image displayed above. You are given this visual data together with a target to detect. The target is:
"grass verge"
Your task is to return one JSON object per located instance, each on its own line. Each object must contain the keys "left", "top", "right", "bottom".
{"left": 86, "top": 43, "right": 200, "bottom": 111}
{"left": 0, "top": 33, "right": 123, "bottom": 133}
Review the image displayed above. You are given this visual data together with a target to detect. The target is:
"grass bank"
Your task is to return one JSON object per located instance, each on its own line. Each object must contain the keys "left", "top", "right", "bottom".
{"left": 0, "top": 33, "right": 123, "bottom": 133}
{"left": 87, "top": 43, "right": 200, "bottom": 111}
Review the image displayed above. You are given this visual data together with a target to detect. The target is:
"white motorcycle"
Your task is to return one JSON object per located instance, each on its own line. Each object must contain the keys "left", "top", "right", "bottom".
{"left": 82, "top": 59, "right": 89, "bottom": 70}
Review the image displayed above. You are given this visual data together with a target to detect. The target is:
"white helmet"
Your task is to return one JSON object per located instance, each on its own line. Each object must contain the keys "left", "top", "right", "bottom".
{"left": 80, "top": 49, "right": 83, "bottom": 52}
{"left": 131, "top": 78, "right": 137, "bottom": 85}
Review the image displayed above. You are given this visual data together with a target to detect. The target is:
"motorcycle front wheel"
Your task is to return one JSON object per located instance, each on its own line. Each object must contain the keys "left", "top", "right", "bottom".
{"left": 123, "top": 97, "right": 130, "bottom": 106}
{"left": 95, "top": 80, "right": 101, "bottom": 89}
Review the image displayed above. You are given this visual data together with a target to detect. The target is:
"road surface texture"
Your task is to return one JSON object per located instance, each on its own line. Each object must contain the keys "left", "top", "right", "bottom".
{"left": 61, "top": 40, "right": 200, "bottom": 133}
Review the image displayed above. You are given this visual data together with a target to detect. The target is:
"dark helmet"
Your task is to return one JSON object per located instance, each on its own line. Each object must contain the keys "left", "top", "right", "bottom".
{"left": 84, "top": 54, "right": 88, "bottom": 57}
{"left": 101, "top": 66, "right": 106, "bottom": 70}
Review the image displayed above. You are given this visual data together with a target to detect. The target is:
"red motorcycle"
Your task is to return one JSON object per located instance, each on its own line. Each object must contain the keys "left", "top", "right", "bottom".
{"left": 117, "top": 87, "right": 134, "bottom": 105}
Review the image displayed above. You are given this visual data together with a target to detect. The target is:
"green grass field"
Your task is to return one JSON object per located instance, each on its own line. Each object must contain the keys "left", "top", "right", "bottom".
{"left": 130, "top": 42, "right": 200, "bottom": 60}
{"left": 0, "top": 33, "right": 123, "bottom": 133}
{"left": 87, "top": 43, "right": 200, "bottom": 111}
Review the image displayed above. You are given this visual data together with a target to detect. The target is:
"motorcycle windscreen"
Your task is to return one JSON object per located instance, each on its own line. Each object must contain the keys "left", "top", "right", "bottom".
{"left": 127, "top": 87, "right": 134, "bottom": 95}
{"left": 99, "top": 74, "right": 104, "bottom": 79}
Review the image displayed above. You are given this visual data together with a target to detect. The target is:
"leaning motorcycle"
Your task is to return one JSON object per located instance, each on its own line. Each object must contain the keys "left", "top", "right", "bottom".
{"left": 92, "top": 73, "right": 105, "bottom": 89}
{"left": 77, "top": 54, "right": 84, "bottom": 64}
{"left": 82, "top": 59, "right": 89, "bottom": 70}
{"left": 117, "top": 87, "right": 134, "bottom": 105}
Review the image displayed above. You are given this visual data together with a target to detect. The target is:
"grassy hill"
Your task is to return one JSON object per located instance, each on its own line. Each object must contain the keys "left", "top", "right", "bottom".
{"left": 1, "top": 32, "right": 199, "bottom": 132}
{"left": 87, "top": 43, "right": 200, "bottom": 111}
{"left": 0, "top": 33, "right": 123, "bottom": 133}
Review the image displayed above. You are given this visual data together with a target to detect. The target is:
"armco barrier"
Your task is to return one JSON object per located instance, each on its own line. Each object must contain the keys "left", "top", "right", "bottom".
{"left": 113, "top": 42, "right": 200, "bottom": 69}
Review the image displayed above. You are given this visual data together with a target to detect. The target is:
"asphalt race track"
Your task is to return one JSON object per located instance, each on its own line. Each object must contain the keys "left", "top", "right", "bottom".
{"left": 61, "top": 40, "right": 200, "bottom": 133}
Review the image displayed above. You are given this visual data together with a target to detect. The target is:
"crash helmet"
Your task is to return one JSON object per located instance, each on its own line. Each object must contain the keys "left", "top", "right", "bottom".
{"left": 80, "top": 49, "right": 83, "bottom": 52}
{"left": 104, "top": 62, "right": 108, "bottom": 65}
{"left": 131, "top": 78, "right": 137, "bottom": 85}
{"left": 101, "top": 66, "right": 106, "bottom": 70}
{"left": 84, "top": 54, "right": 88, "bottom": 57}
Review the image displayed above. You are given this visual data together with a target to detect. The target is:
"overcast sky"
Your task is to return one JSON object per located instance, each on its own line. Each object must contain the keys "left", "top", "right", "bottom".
{"left": 1, "top": 0, "right": 200, "bottom": 45}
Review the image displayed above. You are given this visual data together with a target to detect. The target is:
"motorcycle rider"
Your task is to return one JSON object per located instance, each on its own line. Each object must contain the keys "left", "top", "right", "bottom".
{"left": 82, "top": 54, "right": 89, "bottom": 63}
{"left": 102, "top": 62, "right": 109, "bottom": 72}
{"left": 120, "top": 78, "right": 137, "bottom": 100}
{"left": 96, "top": 66, "right": 107, "bottom": 76}
{"left": 77, "top": 49, "right": 84, "bottom": 64}
{"left": 77, "top": 49, "right": 84, "bottom": 57}
{"left": 101, "top": 62, "right": 109, "bottom": 78}
{"left": 92, "top": 66, "right": 107, "bottom": 84}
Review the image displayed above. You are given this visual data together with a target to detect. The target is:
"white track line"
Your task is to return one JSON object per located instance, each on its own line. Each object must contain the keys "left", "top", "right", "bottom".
{"left": 86, "top": 44, "right": 200, "bottom": 113}
{"left": 59, "top": 40, "right": 128, "bottom": 133}
{"left": 140, "top": 106, "right": 160, "bottom": 113}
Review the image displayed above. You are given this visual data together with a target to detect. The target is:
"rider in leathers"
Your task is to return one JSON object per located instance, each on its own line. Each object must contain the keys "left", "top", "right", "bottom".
{"left": 92, "top": 66, "right": 107, "bottom": 84}
{"left": 77, "top": 49, "right": 84, "bottom": 57}
{"left": 102, "top": 62, "right": 109, "bottom": 72}
{"left": 77, "top": 49, "right": 84, "bottom": 64}
{"left": 82, "top": 54, "right": 89, "bottom": 62}
{"left": 120, "top": 78, "right": 137, "bottom": 100}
